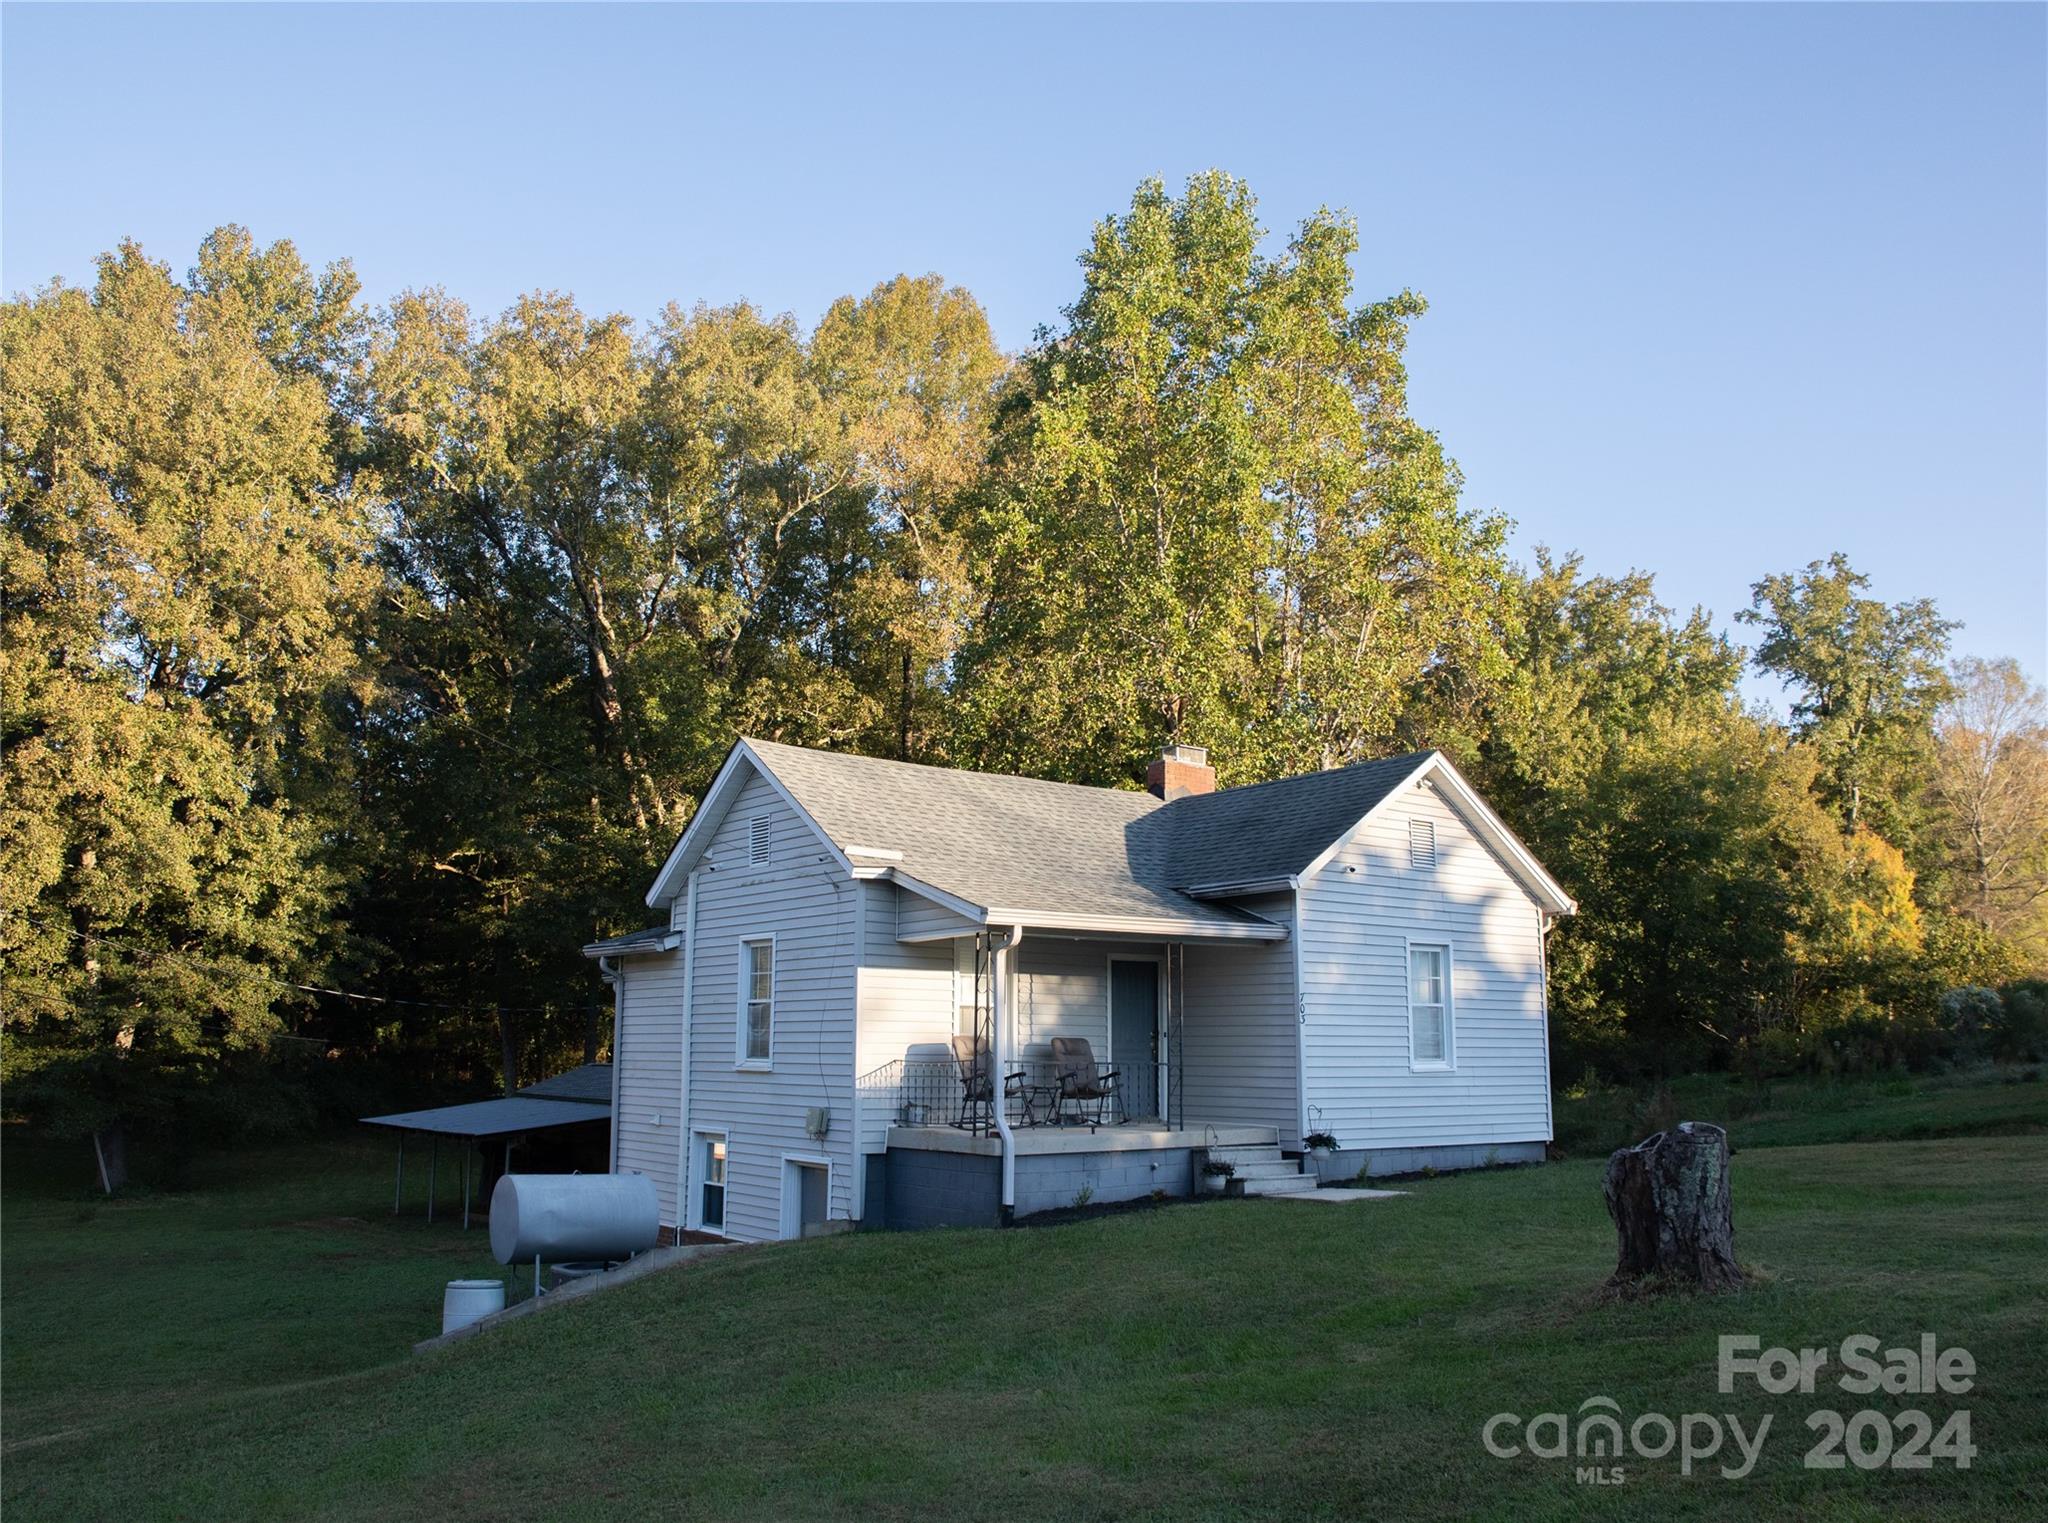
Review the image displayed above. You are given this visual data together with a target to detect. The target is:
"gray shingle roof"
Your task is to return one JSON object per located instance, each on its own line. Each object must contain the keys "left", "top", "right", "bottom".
{"left": 582, "top": 925, "right": 677, "bottom": 957}
{"left": 744, "top": 739, "right": 1224, "bottom": 926}
{"left": 740, "top": 739, "right": 1434, "bottom": 928}
{"left": 518, "top": 1063, "right": 614, "bottom": 1105}
{"left": 1164, "top": 752, "right": 1433, "bottom": 888}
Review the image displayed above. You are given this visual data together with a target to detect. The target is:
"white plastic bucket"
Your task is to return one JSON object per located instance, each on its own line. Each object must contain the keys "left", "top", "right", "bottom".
{"left": 442, "top": 1278, "right": 506, "bottom": 1335}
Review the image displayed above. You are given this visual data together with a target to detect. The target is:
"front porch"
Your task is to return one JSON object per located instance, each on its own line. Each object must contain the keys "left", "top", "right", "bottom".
{"left": 853, "top": 917, "right": 1306, "bottom": 1227}
{"left": 886, "top": 1120, "right": 1279, "bottom": 1157}
{"left": 866, "top": 1121, "right": 1307, "bottom": 1229}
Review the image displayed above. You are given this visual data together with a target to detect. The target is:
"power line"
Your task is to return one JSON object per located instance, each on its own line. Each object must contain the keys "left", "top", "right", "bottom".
{"left": 15, "top": 917, "right": 604, "bottom": 1018}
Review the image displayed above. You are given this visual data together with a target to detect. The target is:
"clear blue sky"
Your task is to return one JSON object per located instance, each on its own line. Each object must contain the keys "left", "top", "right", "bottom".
{"left": 6, "top": 2, "right": 2044, "bottom": 690}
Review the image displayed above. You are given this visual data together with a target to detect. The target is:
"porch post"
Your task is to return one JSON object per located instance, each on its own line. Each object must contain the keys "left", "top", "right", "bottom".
{"left": 1171, "top": 941, "right": 1187, "bottom": 1129}
{"left": 990, "top": 925, "right": 1023, "bottom": 1217}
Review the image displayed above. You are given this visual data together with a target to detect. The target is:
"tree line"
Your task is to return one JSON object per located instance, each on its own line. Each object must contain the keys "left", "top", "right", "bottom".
{"left": 5, "top": 173, "right": 2044, "bottom": 1168}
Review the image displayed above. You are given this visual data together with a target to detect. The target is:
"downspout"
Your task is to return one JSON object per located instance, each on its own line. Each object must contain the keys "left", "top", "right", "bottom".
{"left": 600, "top": 957, "right": 622, "bottom": 1172}
{"left": 672, "top": 868, "right": 702, "bottom": 1235}
{"left": 989, "top": 923, "right": 1024, "bottom": 1220}
{"left": 1289, "top": 876, "right": 1308, "bottom": 1150}
{"left": 1537, "top": 908, "right": 1554, "bottom": 1146}
{"left": 849, "top": 875, "right": 868, "bottom": 1224}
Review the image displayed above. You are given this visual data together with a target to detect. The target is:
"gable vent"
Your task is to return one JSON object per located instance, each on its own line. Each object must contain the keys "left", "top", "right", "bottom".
{"left": 1408, "top": 817, "right": 1436, "bottom": 869}
{"left": 748, "top": 814, "right": 772, "bottom": 867}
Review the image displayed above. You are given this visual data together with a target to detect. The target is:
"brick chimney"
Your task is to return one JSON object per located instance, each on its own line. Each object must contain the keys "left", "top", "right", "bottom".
{"left": 1146, "top": 743, "right": 1216, "bottom": 802}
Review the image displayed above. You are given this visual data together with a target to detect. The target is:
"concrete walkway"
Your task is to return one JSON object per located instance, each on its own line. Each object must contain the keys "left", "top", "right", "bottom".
{"left": 1277, "top": 1187, "right": 1410, "bottom": 1204}
{"left": 413, "top": 1241, "right": 742, "bottom": 1354}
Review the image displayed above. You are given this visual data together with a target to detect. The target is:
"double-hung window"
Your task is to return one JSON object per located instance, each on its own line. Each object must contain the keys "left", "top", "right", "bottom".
{"left": 1407, "top": 943, "right": 1453, "bottom": 1069}
{"left": 739, "top": 937, "right": 774, "bottom": 1066}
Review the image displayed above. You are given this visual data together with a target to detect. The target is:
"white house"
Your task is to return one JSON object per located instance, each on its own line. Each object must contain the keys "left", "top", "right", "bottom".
{"left": 585, "top": 738, "right": 1575, "bottom": 1242}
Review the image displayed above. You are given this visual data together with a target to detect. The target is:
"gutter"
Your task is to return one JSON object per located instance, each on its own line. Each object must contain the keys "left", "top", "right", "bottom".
{"left": 1178, "top": 877, "right": 1299, "bottom": 900}
{"left": 979, "top": 907, "right": 1288, "bottom": 941}
{"left": 606, "top": 962, "right": 624, "bottom": 1171}
{"left": 580, "top": 932, "right": 681, "bottom": 960}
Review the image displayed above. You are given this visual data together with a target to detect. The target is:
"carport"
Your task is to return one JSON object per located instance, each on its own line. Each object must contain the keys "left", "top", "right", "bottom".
{"left": 361, "top": 1093, "right": 612, "bottom": 1229}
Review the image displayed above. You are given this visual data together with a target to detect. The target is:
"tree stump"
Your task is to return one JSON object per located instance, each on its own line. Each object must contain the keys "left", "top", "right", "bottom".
{"left": 1601, "top": 1121, "right": 1743, "bottom": 1291}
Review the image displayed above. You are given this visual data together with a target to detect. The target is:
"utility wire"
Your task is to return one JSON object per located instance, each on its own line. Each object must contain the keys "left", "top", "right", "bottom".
{"left": 17, "top": 917, "right": 604, "bottom": 1018}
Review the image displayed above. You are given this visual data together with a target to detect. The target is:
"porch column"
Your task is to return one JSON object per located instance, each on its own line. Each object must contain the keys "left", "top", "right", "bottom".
{"left": 1163, "top": 943, "right": 1181, "bottom": 1129}
{"left": 990, "top": 925, "right": 1023, "bottom": 1215}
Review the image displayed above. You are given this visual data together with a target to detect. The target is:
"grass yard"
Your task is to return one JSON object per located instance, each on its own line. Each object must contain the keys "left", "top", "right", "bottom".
{"left": 1552, "top": 1062, "right": 2048, "bottom": 1157}
{"left": 4, "top": 1107, "right": 2045, "bottom": 1520}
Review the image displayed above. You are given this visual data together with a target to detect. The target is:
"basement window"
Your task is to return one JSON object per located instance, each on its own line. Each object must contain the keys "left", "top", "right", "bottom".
{"left": 748, "top": 814, "right": 772, "bottom": 867}
{"left": 1408, "top": 817, "right": 1436, "bottom": 869}
{"left": 698, "top": 1134, "right": 726, "bottom": 1230}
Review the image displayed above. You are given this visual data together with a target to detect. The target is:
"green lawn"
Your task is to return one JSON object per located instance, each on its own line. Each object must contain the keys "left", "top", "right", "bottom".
{"left": 1552, "top": 1063, "right": 2048, "bottom": 1157}
{"left": 5, "top": 1121, "right": 2045, "bottom": 1520}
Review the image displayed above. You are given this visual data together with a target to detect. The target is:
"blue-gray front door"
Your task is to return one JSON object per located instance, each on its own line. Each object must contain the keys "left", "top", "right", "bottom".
{"left": 1110, "top": 959, "right": 1160, "bottom": 1121}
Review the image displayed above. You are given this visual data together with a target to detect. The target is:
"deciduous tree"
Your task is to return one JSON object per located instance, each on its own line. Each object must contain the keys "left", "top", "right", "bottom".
{"left": 1739, "top": 554, "right": 1956, "bottom": 847}
{"left": 2, "top": 232, "right": 375, "bottom": 1168}
{"left": 1927, "top": 657, "right": 2048, "bottom": 959}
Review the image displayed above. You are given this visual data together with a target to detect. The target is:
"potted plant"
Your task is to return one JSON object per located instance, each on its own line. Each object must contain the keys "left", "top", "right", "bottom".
{"left": 1198, "top": 1156, "right": 1238, "bottom": 1196}
{"left": 1302, "top": 1129, "right": 1341, "bottom": 1182}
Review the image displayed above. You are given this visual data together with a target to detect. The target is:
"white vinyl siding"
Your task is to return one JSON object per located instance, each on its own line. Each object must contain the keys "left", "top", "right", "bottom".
{"left": 853, "top": 882, "right": 956, "bottom": 1164}
{"left": 1180, "top": 893, "right": 1301, "bottom": 1145}
{"left": 1299, "top": 778, "right": 1550, "bottom": 1150}
{"left": 610, "top": 949, "right": 686, "bottom": 1224}
{"left": 685, "top": 767, "right": 856, "bottom": 1242}
{"left": 953, "top": 937, "right": 982, "bottom": 1037}
{"left": 1013, "top": 938, "right": 1125, "bottom": 1068}
{"left": 896, "top": 892, "right": 983, "bottom": 943}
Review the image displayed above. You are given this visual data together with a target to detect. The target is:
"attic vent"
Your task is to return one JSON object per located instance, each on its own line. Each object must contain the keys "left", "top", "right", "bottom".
{"left": 748, "top": 814, "right": 772, "bottom": 867}
{"left": 1408, "top": 817, "right": 1436, "bottom": 869}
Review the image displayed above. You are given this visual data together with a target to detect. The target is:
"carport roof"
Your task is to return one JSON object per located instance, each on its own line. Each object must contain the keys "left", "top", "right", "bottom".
{"left": 359, "top": 1096, "right": 611, "bottom": 1139}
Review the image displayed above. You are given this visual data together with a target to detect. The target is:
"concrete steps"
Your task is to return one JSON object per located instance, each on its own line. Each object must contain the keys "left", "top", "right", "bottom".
{"left": 1242, "top": 1172, "right": 1321, "bottom": 1197}
{"left": 1205, "top": 1144, "right": 1322, "bottom": 1197}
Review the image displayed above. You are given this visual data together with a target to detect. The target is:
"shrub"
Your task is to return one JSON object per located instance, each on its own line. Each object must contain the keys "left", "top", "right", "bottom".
{"left": 1993, "top": 980, "right": 2048, "bottom": 1063}
{"left": 1940, "top": 986, "right": 2003, "bottom": 1062}
{"left": 1630, "top": 1083, "right": 1679, "bottom": 1138}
